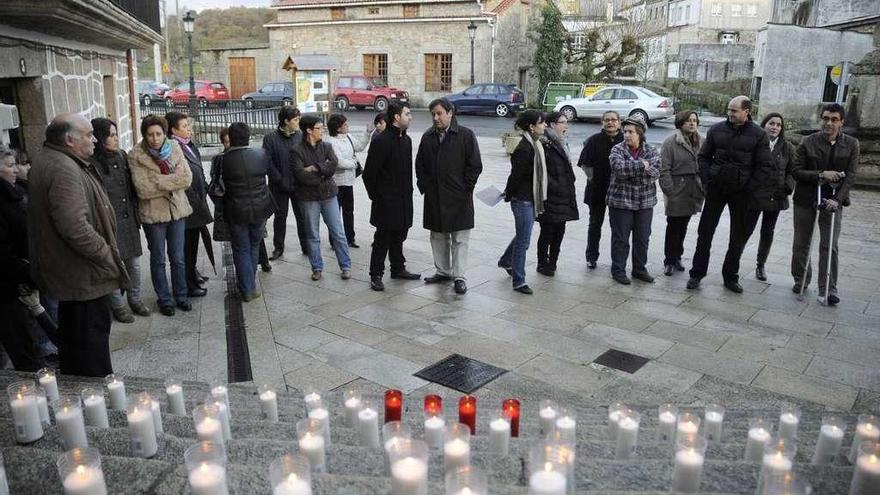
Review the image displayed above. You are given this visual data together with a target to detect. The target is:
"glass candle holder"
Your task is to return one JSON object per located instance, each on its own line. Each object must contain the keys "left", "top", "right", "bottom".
{"left": 384, "top": 421, "right": 412, "bottom": 459}
{"left": 308, "top": 404, "right": 331, "bottom": 447}
{"left": 762, "top": 472, "right": 811, "bottom": 495}
{"left": 269, "top": 453, "right": 312, "bottom": 495}
{"left": 184, "top": 441, "right": 229, "bottom": 495}
{"left": 458, "top": 396, "right": 476, "bottom": 435}
{"left": 303, "top": 386, "right": 322, "bottom": 413}
{"left": 133, "top": 391, "right": 162, "bottom": 436}
{"left": 539, "top": 399, "right": 558, "bottom": 436}
{"left": 424, "top": 394, "right": 443, "bottom": 416}
{"left": 388, "top": 439, "right": 429, "bottom": 495}
{"left": 614, "top": 409, "right": 641, "bottom": 460}
{"left": 424, "top": 407, "right": 447, "bottom": 450}
{"left": 850, "top": 441, "right": 880, "bottom": 495}
{"left": 56, "top": 447, "right": 107, "bottom": 495}
{"left": 778, "top": 404, "right": 801, "bottom": 441}
{"left": 607, "top": 401, "right": 626, "bottom": 440}
{"left": 36, "top": 367, "right": 59, "bottom": 402}
{"left": 657, "top": 404, "right": 678, "bottom": 443}
{"left": 259, "top": 384, "right": 279, "bottom": 423}
{"left": 35, "top": 385, "right": 50, "bottom": 427}
{"left": 385, "top": 389, "right": 403, "bottom": 424}
{"left": 745, "top": 418, "right": 773, "bottom": 462}
{"left": 444, "top": 422, "right": 472, "bottom": 473}
{"left": 204, "top": 394, "right": 232, "bottom": 441}
{"left": 554, "top": 408, "right": 576, "bottom": 443}
{"left": 703, "top": 404, "right": 724, "bottom": 442}
{"left": 488, "top": 413, "right": 511, "bottom": 456}
{"left": 528, "top": 442, "right": 568, "bottom": 495}
{"left": 81, "top": 388, "right": 109, "bottom": 428}
{"left": 675, "top": 410, "right": 701, "bottom": 445}
{"left": 296, "top": 418, "right": 326, "bottom": 473}
{"left": 812, "top": 415, "right": 845, "bottom": 465}
{"left": 850, "top": 415, "right": 880, "bottom": 463}
{"left": 0, "top": 450, "right": 9, "bottom": 495}
{"left": 357, "top": 398, "right": 381, "bottom": 448}
{"left": 7, "top": 380, "right": 44, "bottom": 444}
{"left": 445, "top": 465, "right": 487, "bottom": 495}
{"left": 193, "top": 403, "right": 225, "bottom": 447}
{"left": 343, "top": 388, "right": 362, "bottom": 428}
{"left": 502, "top": 398, "right": 521, "bottom": 437}
{"left": 165, "top": 378, "right": 186, "bottom": 416}
{"left": 209, "top": 382, "right": 231, "bottom": 419}
{"left": 671, "top": 434, "right": 708, "bottom": 493}
{"left": 52, "top": 395, "right": 89, "bottom": 450}
{"left": 760, "top": 437, "right": 796, "bottom": 491}
{"left": 126, "top": 395, "right": 158, "bottom": 458}
{"left": 103, "top": 374, "right": 126, "bottom": 411}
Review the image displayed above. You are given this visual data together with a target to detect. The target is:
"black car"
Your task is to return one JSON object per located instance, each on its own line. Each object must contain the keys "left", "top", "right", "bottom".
{"left": 443, "top": 83, "right": 525, "bottom": 117}
{"left": 241, "top": 82, "right": 294, "bottom": 108}
{"left": 137, "top": 80, "right": 170, "bottom": 106}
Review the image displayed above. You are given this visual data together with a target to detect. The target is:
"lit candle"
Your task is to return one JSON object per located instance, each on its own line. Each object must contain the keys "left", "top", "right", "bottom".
{"left": 303, "top": 390, "right": 322, "bottom": 412}
{"left": 357, "top": 403, "right": 381, "bottom": 448}
{"left": 529, "top": 464, "right": 566, "bottom": 495}
{"left": 539, "top": 400, "right": 558, "bottom": 436}
{"left": 36, "top": 388, "right": 50, "bottom": 426}
{"left": 812, "top": 417, "right": 845, "bottom": 465}
{"left": 344, "top": 389, "right": 362, "bottom": 427}
{"left": 850, "top": 449, "right": 880, "bottom": 495}
{"left": 745, "top": 420, "right": 771, "bottom": 462}
{"left": 390, "top": 456, "right": 428, "bottom": 495}
{"left": 165, "top": 378, "right": 186, "bottom": 416}
{"left": 555, "top": 409, "right": 576, "bottom": 443}
{"left": 205, "top": 397, "right": 232, "bottom": 441}
{"left": 703, "top": 404, "right": 724, "bottom": 442}
{"left": 53, "top": 396, "right": 89, "bottom": 450}
{"left": 489, "top": 417, "right": 511, "bottom": 456}
{"left": 298, "top": 433, "right": 325, "bottom": 472}
{"left": 607, "top": 401, "right": 625, "bottom": 440}
{"left": 385, "top": 389, "right": 403, "bottom": 424}
{"left": 778, "top": 405, "right": 800, "bottom": 441}
{"left": 423, "top": 394, "right": 442, "bottom": 416}
{"left": 210, "top": 384, "right": 231, "bottom": 420}
{"left": 657, "top": 404, "right": 677, "bottom": 443}
{"left": 81, "top": 389, "right": 109, "bottom": 428}
{"left": 762, "top": 451, "right": 793, "bottom": 478}
{"left": 445, "top": 464, "right": 487, "bottom": 495}
{"left": 308, "top": 407, "right": 332, "bottom": 447}
{"left": 7, "top": 381, "right": 43, "bottom": 444}
{"left": 671, "top": 435, "right": 707, "bottom": 494}
{"left": 273, "top": 475, "right": 312, "bottom": 495}
{"left": 188, "top": 463, "right": 229, "bottom": 495}
{"left": 126, "top": 400, "right": 158, "bottom": 458}
{"left": 269, "top": 454, "right": 312, "bottom": 495}
{"left": 194, "top": 404, "right": 225, "bottom": 447}
{"left": 850, "top": 416, "right": 880, "bottom": 463}
{"left": 62, "top": 464, "right": 107, "bottom": 495}
{"left": 444, "top": 423, "right": 471, "bottom": 472}
{"left": 260, "top": 384, "right": 279, "bottom": 423}
{"left": 502, "top": 398, "right": 521, "bottom": 437}
{"left": 614, "top": 410, "right": 640, "bottom": 460}
{"left": 675, "top": 413, "right": 700, "bottom": 445}
{"left": 458, "top": 396, "right": 476, "bottom": 435}
{"left": 104, "top": 375, "right": 126, "bottom": 411}
{"left": 37, "top": 368, "right": 59, "bottom": 402}
{"left": 424, "top": 414, "right": 446, "bottom": 449}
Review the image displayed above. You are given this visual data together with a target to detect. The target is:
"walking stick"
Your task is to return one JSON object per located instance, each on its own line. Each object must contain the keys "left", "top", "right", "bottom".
{"left": 797, "top": 182, "right": 823, "bottom": 302}
{"left": 818, "top": 181, "right": 842, "bottom": 306}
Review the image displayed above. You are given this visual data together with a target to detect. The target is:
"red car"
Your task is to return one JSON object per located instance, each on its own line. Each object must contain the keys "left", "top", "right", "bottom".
{"left": 164, "top": 80, "right": 230, "bottom": 107}
{"left": 334, "top": 75, "right": 408, "bottom": 112}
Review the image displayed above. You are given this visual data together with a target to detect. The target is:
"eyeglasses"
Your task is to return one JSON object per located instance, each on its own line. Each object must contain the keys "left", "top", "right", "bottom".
{"left": 820, "top": 116, "right": 842, "bottom": 123}
{"left": 603, "top": 118, "right": 619, "bottom": 123}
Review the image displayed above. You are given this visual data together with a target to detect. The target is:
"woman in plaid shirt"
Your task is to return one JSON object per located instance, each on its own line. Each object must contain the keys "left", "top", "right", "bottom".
{"left": 607, "top": 116, "right": 661, "bottom": 285}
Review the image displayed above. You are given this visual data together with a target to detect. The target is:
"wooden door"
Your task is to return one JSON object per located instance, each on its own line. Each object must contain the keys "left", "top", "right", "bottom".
{"left": 228, "top": 57, "right": 256, "bottom": 99}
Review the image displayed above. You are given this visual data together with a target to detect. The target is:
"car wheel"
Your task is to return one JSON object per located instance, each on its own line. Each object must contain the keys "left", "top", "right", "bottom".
{"left": 335, "top": 96, "right": 349, "bottom": 111}
{"left": 374, "top": 97, "right": 388, "bottom": 112}
{"left": 198, "top": 97, "right": 208, "bottom": 108}
{"left": 560, "top": 106, "right": 577, "bottom": 121}
{"left": 629, "top": 109, "right": 649, "bottom": 125}
{"left": 143, "top": 95, "right": 151, "bottom": 106}
{"left": 244, "top": 98, "right": 254, "bottom": 109}
{"left": 495, "top": 103, "right": 510, "bottom": 117}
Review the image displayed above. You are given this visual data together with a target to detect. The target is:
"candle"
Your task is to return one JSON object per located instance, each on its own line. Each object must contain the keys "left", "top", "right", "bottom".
{"left": 126, "top": 401, "right": 158, "bottom": 458}
{"left": 615, "top": 410, "right": 640, "bottom": 460}
{"left": 812, "top": 417, "right": 845, "bottom": 465}
{"left": 502, "top": 398, "right": 521, "bottom": 437}
{"left": 357, "top": 404, "right": 381, "bottom": 448}
{"left": 184, "top": 442, "right": 228, "bottom": 495}
{"left": 672, "top": 449, "right": 704, "bottom": 493}
{"left": 151, "top": 400, "right": 164, "bottom": 435}
{"left": 269, "top": 454, "right": 312, "bottom": 495}
{"left": 761, "top": 452, "right": 793, "bottom": 477}
{"left": 206, "top": 397, "right": 232, "bottom": 441}
{"left": 390, "top": 456, "right": 428, "bottom": 495}
{"left": 850, "top": 449, "right": 880, "bottom": 495}
{"left": 104, "top": 375, "right": 126, "bottom": 411}
{"left": 539, "top": 400, "right": 558, "bottom": 435}
{"left": 385, "top": 389, "right": 403, "bottom": 424}
{"left": 165, "top": 379, "right": 186, "bottom": 416}
{"left": 424, "top": 394, "right": 442, "bottom": 416}
{"left": 703, "top": 405, "right": 724, "bottom": 442}
{"left": 778, "top": 405, "right": 800, "bottom": 441}
{"left": 657, "top": 404, "right": 677, "bottom": 443}
{"left": 745, "top": 421, "right": 772, "bottom": 462}
{"left": 444, "top": 423, "right": 471, "bottom": 472}
{"left": 303, "top": 390, "right": 322, "bottom": 412}
{"left": 273, "top": 476, "right": 312, "bottom": 495}
{"left": 260, "top": 384, "right": 279, "bottom": 423}
{"left": 298, "top": 433, "right": 325, "bottom": 472}
{"left": 210, "top": 384, "right": 231, "bottom": 419}
{"left": 850, "top": 416, "right": 880, "bottom": 463}
{"left": 57, "top": 448, "right": 107, "bottom": 495}
{"left": 458, "top": 396, "right": 476, "bottom": 435}
{"left": 489, "top": 417, "right": 511, "bottom": 456}
{"left": 760, "top": 438, "right": 796, "bottom": 492}
{"left": 194, "top": 404, "right": 225, "bottom": 447}
{"left": 555, "top": 410, "right": 576, "bottom": 442}
{"left": 7, "top": 381, "right": 43, "bottom": 444}
{"left": 424, "top": 414, "right": 446, "bottom": 449}
{"left": 607, "top": 401, "right": 625, "bottom": 440}
{"left": 81, "top": 389, "right": 109, "bottom": 428}
{"left": 53, "top": 396, "right": 89, "bottom": 450}
{"left": 344, "top": 389, "right": 362, "bottom": 427}
{"left": 36, "top": 390, "right": 50, "bottom": 426}
{"left": 37, "top": 368, "right": 59, "bottom": 402}
{"left": 529, "top": 467, "right": 567, "bottom": 495}
{"left": 675, "top": 412, "right": 700, "bottom": 445}
{"left": 445, "top": 465, "right": 487, "bottom": 495}
{"left": 308, "top": 407, "right": 331, "bottom": 446}
{"left": 0, "top": 452, "right": 8, "bottom": 495}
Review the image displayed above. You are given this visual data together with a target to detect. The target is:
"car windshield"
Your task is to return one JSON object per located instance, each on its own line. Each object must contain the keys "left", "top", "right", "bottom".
{"left": 636, "top": 88, "right": 661, "bottom": 98}
{"left": 370, "top": 78, "right": 387, "bottom": 88}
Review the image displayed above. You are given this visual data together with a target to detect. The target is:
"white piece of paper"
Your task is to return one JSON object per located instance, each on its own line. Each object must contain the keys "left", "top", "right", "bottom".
{"left": 476, "top": 185, "right": 505, "bottom": 207}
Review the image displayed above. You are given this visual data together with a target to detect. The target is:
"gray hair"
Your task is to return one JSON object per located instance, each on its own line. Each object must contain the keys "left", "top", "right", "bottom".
{"left": 0, "top": 144, "right": 15, "bottom": 161}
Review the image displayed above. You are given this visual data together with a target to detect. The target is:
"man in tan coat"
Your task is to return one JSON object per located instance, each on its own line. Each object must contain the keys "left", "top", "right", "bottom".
{"left": 28, "top": 113, "right": 128, "bottom": 377}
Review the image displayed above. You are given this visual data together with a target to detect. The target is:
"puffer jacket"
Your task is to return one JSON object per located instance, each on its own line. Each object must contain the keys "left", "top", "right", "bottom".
{"left": 129, "top": 140, "right": 193, "bottom": 224}
{"left": 698, "top": 119, "right": 773, "bottom": 194}
{"left": 538, "top": 129, "right": 578, "bottom": 223}
{"left": 220, "top": 146, "right": 275, "bottom": 225}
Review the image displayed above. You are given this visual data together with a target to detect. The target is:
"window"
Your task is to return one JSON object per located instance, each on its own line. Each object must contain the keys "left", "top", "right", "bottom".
{"left": 403, "top": 4, "right": 419, "bottom": 18}
{"left": 353, "top": 77, "right": 370, "bottom": 90}
{"left": 337, "top": 77, "right": 351, "bottom": 89}
{"left": 592, "top": 89, "right": 615, "bottom": 100}
{"left": 368, "top": 7, "right": 380, "bottom": 14}
{"left": 363, "top": 54, "right": 388, "bottom": 81}
{"left": 424, "top": 53, "right": 452, "bottom": 92}
{"left": 463, "top": 85, "right": 483, "bottom": 96}
{"left": 331, "top": 7, "right": 345, "bottom": 20}
{"left": 822, "top": 66, "right": 848, "bottom": 103}
{"left": 720, "top": 32, "right": 737, "bottom": 44}
{"left": 685, "top": 5, "right": 690, "bottom": 22}
{"left": 711, "top": 3, "right": 722, "bottom": 16}
{"left": 746, "top": 4, "right": 757, "bottom": 17}
{"left": 731, "top": 4, "right": 742, "bottom": 16}
{"left": 615, "top": 89, "right": 637, "bottom": 100}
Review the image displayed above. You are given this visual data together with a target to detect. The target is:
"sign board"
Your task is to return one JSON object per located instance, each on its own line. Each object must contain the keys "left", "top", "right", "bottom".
{"left": 162, "top": 63, "right": 171, "bottom": 75}
{"left": 830, "top": 63, "right": 844, "bottom": 85}
{"left": 295, "top": 70, "right": 330, "bottom": 113}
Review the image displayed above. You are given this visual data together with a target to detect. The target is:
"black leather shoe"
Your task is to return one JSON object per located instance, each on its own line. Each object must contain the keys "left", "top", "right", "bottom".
{"left": 497, "top": 261, "right": 513, "bottom": 276}
{"left": 159, "top": 305, "right": 175, "bottom": 317}
{"left": 197, "top": 272, "right": 209, "bottom": 283}
{"left": 188, "top": 287, "right": 208, "bottom": 298}
{"left": 673, "top": 260, "right": 685, "bottom": 272}
{"left": 632, "top": 271, "right": 655, "bottom": 283}
{"left": 453, "top": 279, "right": 467, "bottom": 294}
{"left": 176, "top": 300, "right": 193, "bottom": 311}
{"left": 724, "top": 280, "right": 744, "bottom": 293}
{"left": 792, "top": 282, "right": 802, "bottom": 293}
{"left": 587, "top": 260, "right": 597, "bottom": 269}
{"left": 390, "top": 270, "right": 421, "bottom": 280}
{"left": 348, "top": 241, "right": 360, "bottom": 248}
{"left": 536, "top": 266, "right": 555, "bottom": 277}
{"left": 756, "top": 264, "right": 767, "bottom": 281}
{"left": 269, "top": 249, "right": 284, "bottom": 261}
{"left": 424, "top": 274, "right": 453, "bottom": 284}
{"left": 260, "top": 263, "right": 272, "bottom": 273}
{"left": 612, "top": 273, "right": 631, "bottom": 285}
{"left": 664, "top": 264, "right": 674, "bottom": 276}
{"left": 513, "top": 285, "right": 533, "bottom": 294}
{"left": 686, "top": 277, "right": 701, "bottom": 290}
{"left": 827, "top": 294, "right": 840, "bottom": 306}
{"left": 370, "top": 276, "right": 385, "bottom": 292}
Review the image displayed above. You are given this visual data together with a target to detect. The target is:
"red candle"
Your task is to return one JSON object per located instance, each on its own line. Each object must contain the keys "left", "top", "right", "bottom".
{"left": 384, "top": 389, "right": 402, "bottom": 423}
{"left": 502, "top": 398, "right": 521, "bottom": 437}
{"left": 424, "top": 394, "right": 442, "bottom": 416}
{"left": 458, "top": 395, "right": 477, "bottom": 435}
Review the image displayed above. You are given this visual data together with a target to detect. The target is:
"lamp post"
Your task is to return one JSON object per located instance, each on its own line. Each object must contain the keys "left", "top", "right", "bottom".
{"left": 183, "top": 10, "right": 197, "bottom": 118}
{"left": 467, "top": 21, "right": 477, "bottom": 85}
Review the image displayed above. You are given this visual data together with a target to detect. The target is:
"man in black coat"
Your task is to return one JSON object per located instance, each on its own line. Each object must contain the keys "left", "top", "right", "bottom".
{"left": 263, "top": 106, "right": 309, "bottom": 259}
{"left": 415, "top": 98, "right": 483, "bottom": 295}
{"left": 363, "top": 103, "right": 421, "bottom": 291}
{"left": 577, "top": 111, "right": 623, "bottom": 269}
{"left": 687, "top": 96, "right": 774, "bottom": 293}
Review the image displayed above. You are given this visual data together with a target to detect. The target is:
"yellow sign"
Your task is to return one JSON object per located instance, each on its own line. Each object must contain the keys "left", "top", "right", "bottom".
{"left": 583, "top": 84, "right": 608, "bottom": 97}
{"left": 162, "top": 63, "right": 171, "bottom": 75}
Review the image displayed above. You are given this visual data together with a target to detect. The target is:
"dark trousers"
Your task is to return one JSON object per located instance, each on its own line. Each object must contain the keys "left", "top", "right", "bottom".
{"left": 791, "top": 203, "right": 842, "bottom": 296}
{"left": 336, "top": 185, "right": 355, "bottom": 243}
{"left": 537, "top": 220, "right": 566, "bottom": 270}
{"left": 756, "top": 210, "right": 781, "bottom": 266}
{"left": 370, "top": 228, "right": 408, "bottom": 277}
{"left": 184, "top": 227, "right": 201, "bottom": 289}
{"left": 608, "top": 207, "right": 653, "bottom": 277}
{"left": 58, "top": 296, "right": 113, "bottom": 377}
{"left": 270, "top": 185, "right": 310, "bottom": 255}
{"left": 259, "top": 239, "right": 269, "bottom": 267}
{"left": 585, "top": 199, "right": 607, "bottom": 262}
{"left": 664, "top": 216, "right": 692, "bottom": 265}
{"left": 0, "top": 301, "right": 45, "bottom": 372}
{"left": 689, "top": 185, "right": 760, "bottom": 283}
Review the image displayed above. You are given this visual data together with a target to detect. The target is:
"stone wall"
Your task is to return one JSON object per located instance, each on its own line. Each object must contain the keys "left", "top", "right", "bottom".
{"left": 201, "top": 47, "right": 273, "bottom": 90}
{"left": 676, "top": 43, "right": 753, "bottom": 82}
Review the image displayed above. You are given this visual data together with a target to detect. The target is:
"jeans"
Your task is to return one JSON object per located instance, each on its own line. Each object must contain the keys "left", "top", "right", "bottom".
{"left": 110, "top": 256, "right": 144, "bottom": 309}
{"left": 143, "top": 219, "right": 188, "bottom": 307}
{"left": 430, "top": 230, "right": 471, "bottom": 281}
{"left": 609, "top": 207, "right": 653, "bottom": 277}
{"left": 756, "top": 210, "right": 781, "bottom": 266}
{"left": 537, "top": 221, "right": 566, "bottom": 270}
{"left": 301, "top": 198, "right": 352, "bottom": 272}
{"left": 499, "top": 200, "right": 535, "bottom": 288}
{"left": 791, "top": 203, "right": 842, "bottom": 296}
{"left": 229, "top": 222, "right": 265, "bottom": 296}
{"left": 270, "top": 186, "right": 310, "bottom": 255}
{"left": 585, "top": 199, "right": 607, "bottom": 262}
{"left": 689, "top": 184, "right": 760, "bottom": 283}
{"left": 336, "top": 185, "right": 356, "bottom": 243}
{"left": 370, "top": 228, "right": 409, "bottom": 277}
{"left": 664, "top": 216, "right": 692, "bottom": 265}
{"left": 58, "top": 296, "right": 113, "bottom": 377}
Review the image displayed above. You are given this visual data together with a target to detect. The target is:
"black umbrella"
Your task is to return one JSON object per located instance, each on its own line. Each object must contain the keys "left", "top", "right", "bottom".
{"left": 200, "top": 225, "right": 217, "bottom": 275}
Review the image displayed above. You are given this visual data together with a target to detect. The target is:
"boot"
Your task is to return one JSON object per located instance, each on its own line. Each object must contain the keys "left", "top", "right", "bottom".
{"left": 755, "top": 264, "right": 767, "bottom": 281}
{"left": 112, "top": 306, "right": 135, "bottom": 323}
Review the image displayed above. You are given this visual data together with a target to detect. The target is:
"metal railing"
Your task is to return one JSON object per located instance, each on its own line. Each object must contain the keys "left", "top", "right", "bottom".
{"left": 110, "top": 0, "right": 161, "bottom": 33}
{"left": 140, "top": 100, "right": 283, "bottom": 145}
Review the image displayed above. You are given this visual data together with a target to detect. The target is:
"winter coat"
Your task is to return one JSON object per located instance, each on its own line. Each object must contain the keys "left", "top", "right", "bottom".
{"left": 539, "top": 131, "right": 579, "bottom": 223}
{"left": 291, "top": 139, "right": 339, "bottom": 202}
{"left": 326, "top": 132, "right": 370, "bottom": 187}
{"left": 0, "top": 180, "right": 31, "bottom": 301}
{"left": 698, "top": 119, "right": 773, "bottom": 195}
{"left": 748, "top": 137, "right": 795, "bottom": 212}
{"left": 27, "top": 144, "right": 128, "bottom": 301}
{"left": 178, "top": 140, "right": 213, "bottom": 229}
{"left": 659, "top": 131, "right": 705, "bottom": 217}
{"left": 607, "top": 141, "right": 661, "bottom": 211}
{"left": 577, "top": 130, "right": 623, "bottom": 205}
{"left": 129, "top": 140, "right": 193, "bottom": 224}
{"left": 415, "top": 121, "right": 483, "bottom": 232}
{"left": 220, "top": 146, "right": 275, "bottom": 225}
{"left": 362, "top": 126, "right": 414, "bottom": 230}
{"left": 92, "top": 150, "right": 143, "bottom": 259}
{"left": 505, "top": 137, "right": 535, "bottom": 202}
{"left": 262, "top": 128, "right": 302, "bottom": 192}
{"left": 791, "top": 131, "right": 859, "bottom": 208}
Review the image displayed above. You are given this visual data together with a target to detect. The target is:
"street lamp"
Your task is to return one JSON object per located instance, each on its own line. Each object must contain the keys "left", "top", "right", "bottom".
{"left": 467, "top": 21, "right": 477, "bottom": 85}
{"left": 183, "top": 10, "right": 197, "bottom": 116}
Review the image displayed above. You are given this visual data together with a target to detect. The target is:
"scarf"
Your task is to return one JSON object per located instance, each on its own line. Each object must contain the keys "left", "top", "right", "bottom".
{"left": 523, "top": 131, "right": 548, "bottom": 217}
{"left": 279, "top": 126, "right": 297, "bottom": 138}
{"left": 146, "top": 139, "right": 173, "bottom": 175}
{"left": 769, "top": 137, "right": 778, "bottom": 152}
{"left": 173, "top": 134, "right": 199, "bottom": 163}
{"left": 544, "top": 127, "right": 571, "bottom": 163}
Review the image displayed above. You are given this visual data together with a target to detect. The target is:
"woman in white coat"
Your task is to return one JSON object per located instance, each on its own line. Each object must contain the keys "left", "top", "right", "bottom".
{"left": 325, "top": 113, "right": 372, "bottom": 247}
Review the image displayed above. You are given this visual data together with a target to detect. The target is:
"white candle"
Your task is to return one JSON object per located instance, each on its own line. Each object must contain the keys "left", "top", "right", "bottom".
{"left": 778, "top": 412, "right": 799, "bottom": 440}
{"left": 106, "top": 380, "right": 126, "bottom": 411}
{"left": 812, "top": 423, "right": 845, "bottom": 465}
{"left": 211, "top": 386, "right": 231, "bottom": 419}
{"left": 56, "top": 405, "right": 89, "bottom": 450}
{"left": 188, "top": 463, "right": 229, "bottom": 495}
{"left": 304, "top": 392, "right": 321, "bottom": 412}
{"left": 657, "top": 410, "right": 676, "bottom": 443}
{"left": 608, "top": 409, "right": 623, "bottom": 440}
{"left": 850, "top": 453, "right": 880, "bottom": 495}
{"left": 555, "top": 415, "right": 576, "bottom": 442}
{"left": 444, "top": 437, "right": 471, "bottom": 471}
{"left": 62, "top": 465, "right": 108, "bottom": 495}
{"left": 745, "top": 427, "right": 771, "bottom": 462}
{"left": 36, "top": 395, "right": 50, "bottom": 426}
{"left": 0, "top": 465, "right": 8, "bottom": 495}
{"left": 529, "top": 469, "right": 567, "bottom": 495}
{"left": 10, "top": 394, "right": 43, "bottom": 443}
{"left": 615, "top": 416, "right": 640, "bottom": 460}
{"left": 273, "top": 475, "right": 312, "bottom": 495}
{"left": 424, "top": 415, "right": 446, "bottom": 449}
{"left": 298, "top": 433, "right": 325, "bottom": 471}
{"left": 151, "top": 401, "right": 164, "bottom": 435}
{"left": 166, "top": 384, "right": 186, "bottom": 416}
{"left": 82, "top": 395, "right": 109, "bottom": 428}
{"left": 676, "top": 420, "right": 699, "bottom": 444}
{"left": 357, "top": 407, "right": 380, "bottom": 448}
{"left": 38, "top": 374, "right": 59, "bottom": 402}
{"left": 261, "top": 389, "right": 279, "bottom": 422}
{"left": 851, "top": 423, "right": 880, "bottom": 463}
{"left": 671, "top": 449, "right": 704, "bottom": 493}
{"left": 761, "top": 452, "right": 793, "bottom": 478}
{"left": 539, "top": 406, "right": 557, "bottom": 434}
{"left": 196, "top": 416, "right": 225, "bottom": 446}
{"left": 344, "top": 397, "right": 361, "bottom": 427}
{"left": 308, "top": 407, "right": 331, "bottom": 446}
{"left": 704, "top": 411, "right": 723, "bottom": 442}
{"left": 390, "top": 456, "right": 427, "bottom": 495}
{"left": 215, "top": 401, "right": 232, "bottom": 441}
{"left": 127, "top": 407, "right": 158, "bottom": 458}
{"left": 489, "top": 417, "right": 511, "bottom": 455}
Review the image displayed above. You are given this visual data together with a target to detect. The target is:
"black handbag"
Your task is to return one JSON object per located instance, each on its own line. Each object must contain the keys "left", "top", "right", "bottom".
{"left": 347, "top": 135, "right": 364, "bottom": 177}
{"left": 207, "top": 154, "right": 229, "bottom": 241}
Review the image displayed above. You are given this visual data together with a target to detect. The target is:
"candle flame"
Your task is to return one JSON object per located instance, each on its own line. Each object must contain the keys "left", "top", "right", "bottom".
{"left": 76, "top": 465, "right": 85, "bottom": 475}
{"left": 199, "top": 463, "right": 211, "bottom": 473}
{"left": 286, "top": 473, "right": 299, "bottom": 482}
{"left": 870, "top": 454, "right": 879, "bottom": 464}
{"left": 544, "top": 461, "right": 553, "bottom": 472}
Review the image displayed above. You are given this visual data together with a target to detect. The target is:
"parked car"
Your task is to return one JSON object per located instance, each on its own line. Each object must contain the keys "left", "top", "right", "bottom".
{"left": 137, "top": 80, "right": 170, "bottom": 106}
{"left": 241, "top": 82, "right": 294, "bottom": 108}
{"left": 334, "top": 76, "right": 408, "bottom": 112}
{"left": 553, "top": 85, "right": 673, "bottom": 125}
{"left": 445, "top": 83, "right": 525, "bottom": 117}
{"left": 164, "top": 80, "right": 230, "bottom": 107}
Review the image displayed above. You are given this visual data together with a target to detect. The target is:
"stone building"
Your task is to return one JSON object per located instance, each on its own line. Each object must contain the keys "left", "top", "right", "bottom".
{"left": 0, "top": 0, "right": 162, "bottom": 153}
{"left": 200, "top": 42, "right": 272, "bottom": 99}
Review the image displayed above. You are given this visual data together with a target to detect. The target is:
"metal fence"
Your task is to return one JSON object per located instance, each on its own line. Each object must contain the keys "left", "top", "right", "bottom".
{"left": 139, "top": 100, "right": 283, "bottom": 145}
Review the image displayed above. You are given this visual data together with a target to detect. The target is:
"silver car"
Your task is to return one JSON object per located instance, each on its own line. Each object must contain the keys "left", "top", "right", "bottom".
{"left": 553, "top": 85, "right": 674, "bottom": 125}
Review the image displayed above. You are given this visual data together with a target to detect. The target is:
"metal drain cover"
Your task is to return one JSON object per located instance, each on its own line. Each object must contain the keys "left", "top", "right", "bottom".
{"left": 414, "top": 354, "right": 508, "bottom": 394}
{"left": 593, "top": 349, "right": 650, "bottom": 374}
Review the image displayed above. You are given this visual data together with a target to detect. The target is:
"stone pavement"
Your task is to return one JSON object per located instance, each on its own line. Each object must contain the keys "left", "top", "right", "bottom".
{"left": 109, "top": 134, "right": 880, "bottom": 413}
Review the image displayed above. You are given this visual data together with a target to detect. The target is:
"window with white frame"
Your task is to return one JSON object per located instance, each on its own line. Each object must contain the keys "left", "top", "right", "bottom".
{"left": 720, "top": 32, "right": 737, "bottom": 44}
{"left": 711, "top": 3, "right": 722, "bottom": 16}
{"left": 746, "top": 4, "right": 757, "bottom": 17}
{"left": 685, "top": 5, "right": 691, "bottom": 22}
{"left": 731, "top": 4, "right": 742, "bottom": 16}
